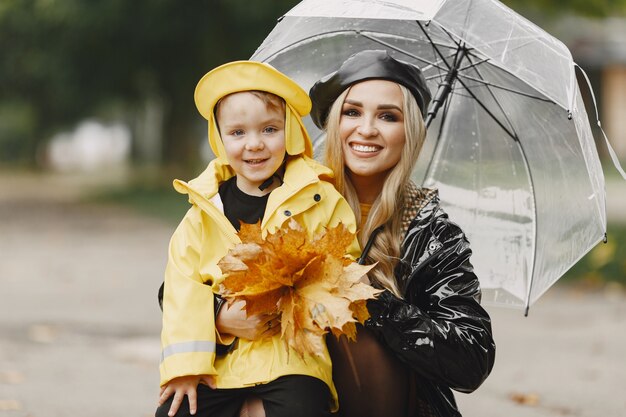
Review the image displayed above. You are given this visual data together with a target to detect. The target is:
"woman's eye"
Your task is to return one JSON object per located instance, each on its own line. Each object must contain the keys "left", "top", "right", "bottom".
{"left": 342, "top": 108, "right": 360, "bottom": 117}
{"left": 380, "top": 113, "right": 398, "bottom": 122}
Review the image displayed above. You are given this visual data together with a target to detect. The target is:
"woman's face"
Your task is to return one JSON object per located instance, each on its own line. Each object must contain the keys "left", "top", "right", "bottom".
{"left": 339, "top": 80, "right": 406, "bottom": 184}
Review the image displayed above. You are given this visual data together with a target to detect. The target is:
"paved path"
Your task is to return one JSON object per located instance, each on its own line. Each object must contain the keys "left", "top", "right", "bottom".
{"left": 0, "top": 171, "right": 624, "bottom": 417}
{"left": 0, "top": 171, "right": 165, "bottom": 417}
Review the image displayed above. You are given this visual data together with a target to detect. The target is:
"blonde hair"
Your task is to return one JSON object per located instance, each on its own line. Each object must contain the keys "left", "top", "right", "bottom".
{"left": 324, "top": 84, "right": 426, "bottom": 297}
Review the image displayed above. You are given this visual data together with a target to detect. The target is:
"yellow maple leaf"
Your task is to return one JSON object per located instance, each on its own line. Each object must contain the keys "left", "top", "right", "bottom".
{"left": 218, "top": 220, "right": 380, "bottom": 357}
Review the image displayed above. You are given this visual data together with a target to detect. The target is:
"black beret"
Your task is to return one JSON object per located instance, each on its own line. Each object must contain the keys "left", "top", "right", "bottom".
{"left": 309, "top": 50, "right": 432, "bottom": 129}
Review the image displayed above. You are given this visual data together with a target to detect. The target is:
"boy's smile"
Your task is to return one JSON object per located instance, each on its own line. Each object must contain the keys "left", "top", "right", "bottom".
{"left": 217, "top": 92, "right": 286, "bottom": 196}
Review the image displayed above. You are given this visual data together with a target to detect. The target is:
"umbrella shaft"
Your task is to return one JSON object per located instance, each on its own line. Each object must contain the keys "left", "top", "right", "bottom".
{"left": 425, "top": 47, "right": 467, "bottom": 127}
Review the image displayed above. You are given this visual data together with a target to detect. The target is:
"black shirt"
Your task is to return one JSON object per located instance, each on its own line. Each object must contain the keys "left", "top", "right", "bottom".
{"left": 218, "top": 176, "right": 269, "bottom": 231}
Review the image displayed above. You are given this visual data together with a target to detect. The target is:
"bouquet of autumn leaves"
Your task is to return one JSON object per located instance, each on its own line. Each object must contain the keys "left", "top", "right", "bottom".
{"left": 218, "top": 220, "right": 380, "bottom": 357}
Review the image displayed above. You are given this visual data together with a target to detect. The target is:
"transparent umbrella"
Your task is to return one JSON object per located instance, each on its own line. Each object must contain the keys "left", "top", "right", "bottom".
{"left": 251, "top": 0, "right": 622, "bottom": 313}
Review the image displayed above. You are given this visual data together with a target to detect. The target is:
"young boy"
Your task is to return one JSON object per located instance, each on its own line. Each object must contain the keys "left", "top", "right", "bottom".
{"left": 156, "top": 61, "right": 359, "bottom": 417}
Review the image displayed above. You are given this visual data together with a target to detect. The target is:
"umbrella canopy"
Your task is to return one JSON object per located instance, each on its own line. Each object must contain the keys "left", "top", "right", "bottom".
{"left": 251, "top": 0, "right": 608, "bottom": 313}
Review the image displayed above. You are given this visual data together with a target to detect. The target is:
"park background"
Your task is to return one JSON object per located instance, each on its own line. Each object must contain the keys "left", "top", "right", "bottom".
{"left": 1, "top": 1, "right": 625, "bottom": 416}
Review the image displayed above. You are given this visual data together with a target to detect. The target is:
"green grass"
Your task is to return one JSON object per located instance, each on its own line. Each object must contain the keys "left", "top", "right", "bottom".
{"left": 561, "top": 224, "right": 626, "bottom": 285}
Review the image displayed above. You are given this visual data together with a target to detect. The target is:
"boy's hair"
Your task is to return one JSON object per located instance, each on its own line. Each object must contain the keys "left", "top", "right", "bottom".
{"left": 215, "top": 90, "right": 286, "bottom": 120}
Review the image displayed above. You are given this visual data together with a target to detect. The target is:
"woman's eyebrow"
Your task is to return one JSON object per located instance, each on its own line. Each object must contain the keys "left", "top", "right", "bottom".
{"left": 344, "top": 99, "right": 363, "bottom": 107}
{"left": 377, "top": 104, "right": 402, "bottom": 112}
{"left": 344, "top": 99, "right": 401, "bottom": 112}
{"left": 344, "top": 98, "right": 402, "bottom": 112}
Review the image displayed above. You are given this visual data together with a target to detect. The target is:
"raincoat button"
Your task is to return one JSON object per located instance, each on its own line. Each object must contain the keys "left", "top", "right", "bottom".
{"left": 284, "top": 210, "right": 292, "bottom": 217}
{"left": 313, "top": 194, "right": 321, "bottom": 202}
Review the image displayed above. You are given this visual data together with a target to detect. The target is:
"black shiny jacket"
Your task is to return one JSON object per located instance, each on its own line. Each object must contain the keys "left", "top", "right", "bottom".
{"left": 364, "top": 194, "right": 496, "bottom": 417}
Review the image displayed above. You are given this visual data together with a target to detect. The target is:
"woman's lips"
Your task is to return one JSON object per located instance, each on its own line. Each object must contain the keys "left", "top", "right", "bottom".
{"left": 350, "top": 143, "right": 382, "bottom": 153}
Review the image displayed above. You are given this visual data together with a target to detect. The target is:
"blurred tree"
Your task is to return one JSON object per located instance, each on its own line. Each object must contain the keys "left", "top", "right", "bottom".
{"left": 502, "top": 0, "right": 626, "bottom": 18}
{"left": 0, "top": 0, "right": 299, "bottom": 169}
{"left": 2, "top": 0, "right": 624, "bottom": 168}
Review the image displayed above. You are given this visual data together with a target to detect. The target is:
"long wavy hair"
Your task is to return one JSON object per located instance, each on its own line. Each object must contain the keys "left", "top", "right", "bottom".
{"left": 324, "top": 84, "right": 426, "bottom": 297}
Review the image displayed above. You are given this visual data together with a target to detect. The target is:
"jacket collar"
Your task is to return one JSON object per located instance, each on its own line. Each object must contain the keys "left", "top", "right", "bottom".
{"left": 180, "top": 158, "right": 234, "bottom": 199}
{"left": 172, "top": 155, "right": 333, "bottom": 226}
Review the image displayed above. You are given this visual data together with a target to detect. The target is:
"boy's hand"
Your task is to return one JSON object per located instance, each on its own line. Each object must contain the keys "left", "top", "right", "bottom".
{"left": 158, "top": 375, "right": 216, "bottom": 416}
{"left": 216, "top": 299, "right": 280, "bottom": 340}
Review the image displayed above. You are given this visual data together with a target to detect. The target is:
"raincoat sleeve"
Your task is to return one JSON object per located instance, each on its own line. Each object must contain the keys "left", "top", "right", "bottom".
{"left": 364, "top": 216, "right": 495, "bottom": 392}
{"left": 159, "top": 206, "right": 218, "bottom": 386}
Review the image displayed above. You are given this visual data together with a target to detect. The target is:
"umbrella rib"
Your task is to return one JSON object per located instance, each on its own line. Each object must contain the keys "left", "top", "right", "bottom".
{"left": 422, "top": 20, "right": 560, "bottom": 106}
{"left": 256, "top": 29, "right": 397, "bottom": 63}
{"left": 417, "top": 20, "right": 518, "bottom": 141}
{"left": 418, "top": 23, "right": 517, "bottom": 140}
{"left": 456, "top": 74, "right": 553, "bottom": 102}
{"left": 459, "top": 51, "right": 517, "bottom": 138}
{"left": 357, "top": 31, "right": 451, "bottom": 72}
{"left": 424, "top": 49, "right": 463, "bottom": 81}
{"left": 417, "top": 20, "right": 457, "bottom": 72}
{"left": 457, "top": 51, "right": 553, "bottom": 102}
{"left": 458, "top": 56, "right": 490, "bottom": 71}
{"left": 359, "top": 30, "right": 455, "bottom": 52}
{"left": 258, "top": 28, "right": 453, "bottom": 74}
{"left": 517, "top": 141, "right": 539, "bottom": 316}
{"left": 454, "top": 75, "right": 519, "bottom": 141}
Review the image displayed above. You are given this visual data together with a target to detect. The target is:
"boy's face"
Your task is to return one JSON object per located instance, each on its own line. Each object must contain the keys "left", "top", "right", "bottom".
{"left": 217, "top": 92, "right": 286, "bottom": 196}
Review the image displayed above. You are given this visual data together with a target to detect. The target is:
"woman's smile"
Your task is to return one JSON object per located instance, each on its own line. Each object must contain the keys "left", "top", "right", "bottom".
{"left": 349, "top": 142, "right": 383, "bottom": 154}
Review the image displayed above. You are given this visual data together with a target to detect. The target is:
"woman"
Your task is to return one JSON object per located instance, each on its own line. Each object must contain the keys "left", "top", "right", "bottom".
{"left": 215, "top": 50, "right": 495, "bottom": 417}
{"left": 306, "top": 49, "right": 496, "bottom": 417}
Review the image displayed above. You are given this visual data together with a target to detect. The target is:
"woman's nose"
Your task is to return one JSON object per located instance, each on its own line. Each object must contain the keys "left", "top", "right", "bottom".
{"left": 356, "top": 118, "right": 378, "bottom": 137}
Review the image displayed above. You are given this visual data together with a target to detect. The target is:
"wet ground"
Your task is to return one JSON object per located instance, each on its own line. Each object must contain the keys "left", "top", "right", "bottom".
{"left": 0, "top": 170, "right": 624, "bottom": 417}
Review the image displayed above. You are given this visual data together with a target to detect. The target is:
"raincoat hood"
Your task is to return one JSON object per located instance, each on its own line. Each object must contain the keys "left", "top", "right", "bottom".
{"left": 195, "top": 60, "right": 314, "bottom": 164}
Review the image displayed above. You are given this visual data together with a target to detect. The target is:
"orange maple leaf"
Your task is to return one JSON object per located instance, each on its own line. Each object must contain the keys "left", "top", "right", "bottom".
{"left": 218, "top": 220, "right": 380, "bottom": 357}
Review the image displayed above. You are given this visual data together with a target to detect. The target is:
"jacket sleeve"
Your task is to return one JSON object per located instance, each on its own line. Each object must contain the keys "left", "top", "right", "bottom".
{"left": 364, "top": 218, "right": 496, "bottom": 393}
{"left": 159, "top": 206, "right": 218, "bottom": 386}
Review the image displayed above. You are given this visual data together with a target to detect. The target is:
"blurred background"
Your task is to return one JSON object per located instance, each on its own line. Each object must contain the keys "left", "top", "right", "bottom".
{"left": 0, "top": 1, "right": 625, "bottom": 416}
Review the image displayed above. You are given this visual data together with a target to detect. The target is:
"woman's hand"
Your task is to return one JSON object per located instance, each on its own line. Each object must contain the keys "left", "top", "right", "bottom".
{"left": 158, "top": 374, "right": 216, "bottom": 416}
{"left": 216, "top": 299, "right": 280, "bottom": 341}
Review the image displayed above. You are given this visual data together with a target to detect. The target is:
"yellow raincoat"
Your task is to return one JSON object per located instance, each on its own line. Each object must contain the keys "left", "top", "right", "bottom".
{"left": 159, "top": 61, "right": 359, "bottom": 411}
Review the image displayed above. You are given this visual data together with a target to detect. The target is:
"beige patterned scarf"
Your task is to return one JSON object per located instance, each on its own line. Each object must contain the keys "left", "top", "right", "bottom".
{"left": 400, "top": 182, "right": 437, "bottom": 239}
